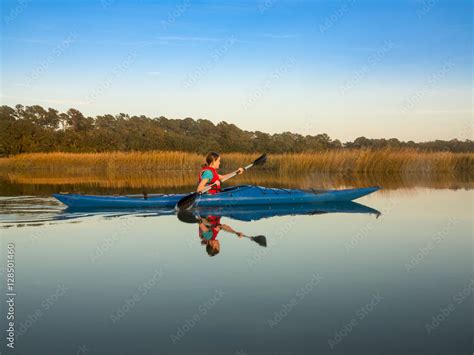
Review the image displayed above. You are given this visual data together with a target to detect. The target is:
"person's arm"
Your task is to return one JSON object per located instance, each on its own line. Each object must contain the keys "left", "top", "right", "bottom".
{"left": 197, "top": 178, "right": 209, "bottom": 193}
{"left": 197, "top": 178, "right": 221, "bottom": 192}
{"left": 218, "top": 167, "right": 244, "bottom": 180}
{"left": 221, "top": 224, "right": 244, "bottom": 238}
{"left": 199, "top": 222, "right": 209, "bottom": 232}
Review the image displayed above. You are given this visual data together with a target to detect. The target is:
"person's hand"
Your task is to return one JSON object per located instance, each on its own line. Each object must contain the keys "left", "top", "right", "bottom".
{"left": 214, "top": 180, "right": 221, "bottom": 187}
{"left": 236, "top": 232, "right": 244, "bottom": 238}
{"left": 236, "top": 167, "right": 244, "bottom": 175}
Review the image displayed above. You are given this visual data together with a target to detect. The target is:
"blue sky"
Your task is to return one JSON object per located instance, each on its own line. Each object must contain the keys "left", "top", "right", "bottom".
{"left": 1, "top": 0, "right": 472, "bottom": 141}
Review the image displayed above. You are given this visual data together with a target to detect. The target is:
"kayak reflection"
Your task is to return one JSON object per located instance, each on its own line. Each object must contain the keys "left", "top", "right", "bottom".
{"left": 2, "top": 199, "right": 380, "bottom": 229}
{"left": 53, "top": 200, "right": 381, "bottom": 224}
{"left": 177, "top": 201, "right": 381, "bottom": 222}
{"left": 176, "top": 201, "right": 380, "bottom": 256}
{"left": 52, "top": 200, "right": 380, "bottom": 224}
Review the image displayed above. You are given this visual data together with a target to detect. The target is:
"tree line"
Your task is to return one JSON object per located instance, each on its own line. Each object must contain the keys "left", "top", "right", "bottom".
{"left": 0, "top": 104, "right": 472, "bottom": 156}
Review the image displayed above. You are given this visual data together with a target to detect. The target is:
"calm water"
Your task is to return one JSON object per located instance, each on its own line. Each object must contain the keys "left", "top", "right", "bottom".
{"left": 0, "top": 181, "right": 472, "bottom": 354}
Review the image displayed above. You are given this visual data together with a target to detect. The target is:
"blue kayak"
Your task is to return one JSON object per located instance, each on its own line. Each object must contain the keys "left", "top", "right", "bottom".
{"left": 53, "top": 185, "right": 380, "bottom": 210}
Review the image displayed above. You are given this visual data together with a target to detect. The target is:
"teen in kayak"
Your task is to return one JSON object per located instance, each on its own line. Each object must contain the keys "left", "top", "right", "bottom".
{"left": 197, "top": 152, "right": 244, "bottom": 194}
{"left": 198, "top": 215, "right": 244, "bottom": 256}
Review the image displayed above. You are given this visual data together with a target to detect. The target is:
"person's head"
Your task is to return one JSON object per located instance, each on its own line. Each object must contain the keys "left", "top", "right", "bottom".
{"left": 205, "top": 240, "right": 220, "bottom": 257}
{"left": 204, "top": 152, "right": 220, "bottom": 169}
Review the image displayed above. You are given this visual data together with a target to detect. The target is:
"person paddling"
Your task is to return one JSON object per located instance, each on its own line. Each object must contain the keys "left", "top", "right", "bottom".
{"left": 197, "top": 152, "right": 244, "bottom": 194}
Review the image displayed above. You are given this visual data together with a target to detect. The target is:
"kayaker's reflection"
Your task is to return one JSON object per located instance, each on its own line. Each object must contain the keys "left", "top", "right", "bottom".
{"left": 198, "top": 215, "right": 243, "bottom": 257}
{"left": 177, "top": 211, "right": 267, "bottom": 255}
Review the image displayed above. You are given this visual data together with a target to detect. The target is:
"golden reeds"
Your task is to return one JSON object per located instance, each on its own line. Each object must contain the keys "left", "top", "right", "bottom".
{"left": 1, "top": 170, "right": 472, "bottom": 194}
{"left": 0, "top": 149, "right": 471, "bottom": 174}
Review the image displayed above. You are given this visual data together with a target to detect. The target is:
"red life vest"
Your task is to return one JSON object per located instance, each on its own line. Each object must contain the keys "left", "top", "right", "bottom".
{"left": 206, "top": 215, "right": 221, "bottom": 226}
{"left": 198, "top": 216, "right": 222, "bottom": 241}
{"left": 199, "top": 166, "right": 221, "bottom": 194}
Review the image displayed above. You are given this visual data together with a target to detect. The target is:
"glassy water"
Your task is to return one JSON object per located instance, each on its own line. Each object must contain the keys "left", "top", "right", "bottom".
{"left": 0, "top": 181, "right": 472, "bottom": 354}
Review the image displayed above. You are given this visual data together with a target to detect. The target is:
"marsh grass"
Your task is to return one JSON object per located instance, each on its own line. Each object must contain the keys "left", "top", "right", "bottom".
{"left": 0, "top": 150, "right": 472, "bottom": 195}
{"left": 1, "top": 169, "right": 472, "bottom": 196}
{"left": 0, "top": 149, "right": 472, "bottom": 174}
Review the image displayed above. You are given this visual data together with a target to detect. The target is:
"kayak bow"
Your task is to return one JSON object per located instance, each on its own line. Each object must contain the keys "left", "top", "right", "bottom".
{"left": 53, "top": 185, "right": 380, "bottom": 210}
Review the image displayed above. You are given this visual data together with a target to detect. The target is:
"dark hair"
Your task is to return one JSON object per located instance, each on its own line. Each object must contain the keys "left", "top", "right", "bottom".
{"left": 206, "top": 243, "right": 220, "bottom": 257}
{"left": 203, "top": 151, "right": 220, "bottom": 167}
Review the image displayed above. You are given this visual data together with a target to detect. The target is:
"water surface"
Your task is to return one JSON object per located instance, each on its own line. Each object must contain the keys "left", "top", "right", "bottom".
{"left": 0, "top": 177, "right": 472, "bottom": 355}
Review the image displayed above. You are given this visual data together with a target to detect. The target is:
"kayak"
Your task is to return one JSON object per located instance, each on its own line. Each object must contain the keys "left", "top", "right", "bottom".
{"left": 53, "top": 185, "right": 380, "bottom": 210}
{"left": 54, "top": 185, "right": 380, "bottom": 209}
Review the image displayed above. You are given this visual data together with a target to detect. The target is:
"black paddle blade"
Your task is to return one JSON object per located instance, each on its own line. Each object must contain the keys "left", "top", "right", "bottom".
{"left": 176, "top": 192, "right": 198, "bottom": 211}
{"left": 251, "top": 235, "right": 267, "bottom": 247}
{"left": 253, "top": 153, "right": 267, "bottom": 166}
{"left": 177, "top": 211, "right": 199, "bottom": 224}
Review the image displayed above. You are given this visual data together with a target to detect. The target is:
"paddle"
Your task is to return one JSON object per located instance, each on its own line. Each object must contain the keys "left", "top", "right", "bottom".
{"left": 177, "top": 211, "right": 267, "bottom": 247}
{"left": 176, "top": 153, "right": 267, "bottom": 211}
{"left": 247, "top": 235, "right": 267, "bottom": 247}
{"left": 177, "top": 210, "right": 203, "bottom": 224}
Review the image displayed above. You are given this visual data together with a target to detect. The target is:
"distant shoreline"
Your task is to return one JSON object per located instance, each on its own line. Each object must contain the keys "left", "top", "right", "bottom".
{"left": 1, "top": 105, "right": 472, "bottom": 156}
